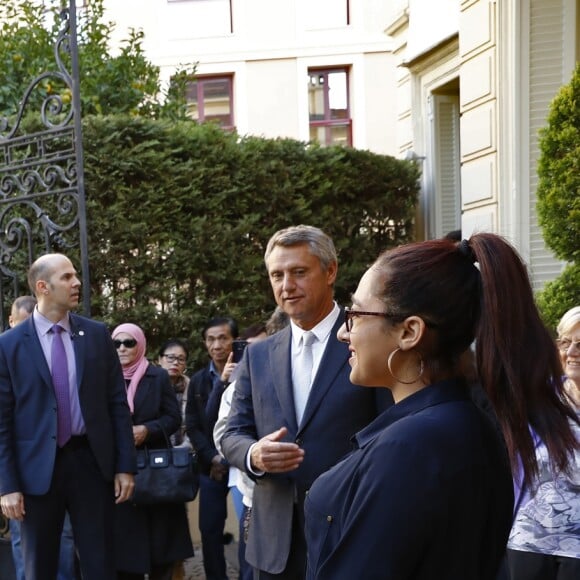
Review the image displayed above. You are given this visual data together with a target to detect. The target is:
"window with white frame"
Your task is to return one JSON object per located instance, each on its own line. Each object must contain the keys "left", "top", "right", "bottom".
{"left": 308, "top": 68, "right": 351, "bottom": 147}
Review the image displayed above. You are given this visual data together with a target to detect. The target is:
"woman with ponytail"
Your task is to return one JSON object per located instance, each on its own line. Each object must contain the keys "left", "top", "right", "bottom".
{"left": 304, "top": 234, "right": 578, "bottom": 580}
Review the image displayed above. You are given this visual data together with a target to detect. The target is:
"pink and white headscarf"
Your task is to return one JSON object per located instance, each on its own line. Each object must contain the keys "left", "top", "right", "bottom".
{"left": 112, "top": 323, "right": 148, "bottom": 414}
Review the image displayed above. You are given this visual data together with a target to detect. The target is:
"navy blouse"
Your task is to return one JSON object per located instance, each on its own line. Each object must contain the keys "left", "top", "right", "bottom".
{"left": 305, "top": 380, "right": 514, "bottom": 580}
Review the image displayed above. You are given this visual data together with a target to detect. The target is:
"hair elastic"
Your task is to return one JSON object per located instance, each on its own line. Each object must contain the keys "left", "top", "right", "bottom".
{"left": 459, "top": 239, "right": 476, "bottom": 264}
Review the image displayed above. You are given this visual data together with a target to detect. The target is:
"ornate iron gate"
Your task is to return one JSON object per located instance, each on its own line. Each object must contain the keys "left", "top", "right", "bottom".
{"left": 0, "top": 0, "right": 90, "bottom": 329}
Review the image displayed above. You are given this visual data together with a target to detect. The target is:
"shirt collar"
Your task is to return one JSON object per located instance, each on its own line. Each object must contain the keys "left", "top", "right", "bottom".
{"left": 290, "top": 302, "right": 340, "bottom": 347}
{"left": 33, "top": 307, "right": 72, "bottom": 337}
{"left": 353, "top": 379, "right": 469, "bottom": 449}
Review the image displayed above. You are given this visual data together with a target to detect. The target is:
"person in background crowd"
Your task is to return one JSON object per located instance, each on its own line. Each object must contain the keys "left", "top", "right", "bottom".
{"left": 507, "top": 306, "right": 580, "bottom": 579}
{"left": 112, "top": 323, "right": 193, "bottom": 580}
{"left": 157, "top": 337, "right": 193, "bottom": 580}
{"left": 222, "top": 225, "right": 391, "bottom": 579}
{"left": 158, "top": 338, "right": 192, "bottom": 450}
{"left": 0, "top": 254, "right": 136, "bottom": 580}
{"left": 303, "top": 234, "right": 578, "bottom": 579}
{"left": 8, "top": 295, "right": 37, "bottom": 328}
{"left": 6, "top": 295, "right": 79, "bottom": 580}
{"left": 214, "top": 308, "right": 290, "bottom": 580}
{"left": 227, "top": 324, "right": 267, "bottom": 523}
{"left": 264, "top": 307, "right": 290, "bottom": 338}
{"left": 185, "top": 317, "right": 239, "bottom": 580}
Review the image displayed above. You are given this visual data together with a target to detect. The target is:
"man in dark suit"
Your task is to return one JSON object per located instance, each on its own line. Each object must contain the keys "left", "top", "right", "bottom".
{"left": 186, "top": 316, "right": 239, "bottom": 580}
{"left": 221, "top": 225, "right": 390, "bottom": 579}
{"left": 0, "top": 253, "right": 136, "bottom": 580}
{"left": 6, "top": 295, "right": 78, "bottom": 580}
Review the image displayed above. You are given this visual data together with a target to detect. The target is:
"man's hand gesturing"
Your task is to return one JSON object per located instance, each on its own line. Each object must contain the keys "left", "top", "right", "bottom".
{"left": 250, "top": 427, "right": 305, "bottom": 473}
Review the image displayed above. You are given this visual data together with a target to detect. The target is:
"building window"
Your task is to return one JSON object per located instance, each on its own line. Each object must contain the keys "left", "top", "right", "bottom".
{"left": 308, "top": 68, "right": 351, "bottom": 147}
{"left": 185, "top": 76, "right": 234, "bottom": 129}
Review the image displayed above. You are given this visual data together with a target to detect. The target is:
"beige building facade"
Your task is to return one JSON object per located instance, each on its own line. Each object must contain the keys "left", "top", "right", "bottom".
{"left": 102, "top": 0, "right": 398, "bottom": 155}
{"left": 387, "top": 0, "right": 579, "bottom": 288}
{"left": 101, "top": 0, "right": 578, "bottom": 289}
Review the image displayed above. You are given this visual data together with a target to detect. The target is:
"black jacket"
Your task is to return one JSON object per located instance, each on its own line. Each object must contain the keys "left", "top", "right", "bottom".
{"left": 114, "top": 363, "right": 194, "bottom": 573}
{"left": 185, "top": 364, "right": 229, "bottom": 473}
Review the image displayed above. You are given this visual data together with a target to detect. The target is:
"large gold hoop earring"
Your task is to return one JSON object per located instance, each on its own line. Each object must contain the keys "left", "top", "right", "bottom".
{"left": 387, "top": 347, "right": 424, "bottom": 385}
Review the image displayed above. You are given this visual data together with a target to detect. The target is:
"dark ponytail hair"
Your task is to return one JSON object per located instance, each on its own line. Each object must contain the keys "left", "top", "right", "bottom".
{"left": 375, "top": 233, "right": 578, "bottom": 488}
{"left": 469, "top": 233, "right": 577, "bottom": 488}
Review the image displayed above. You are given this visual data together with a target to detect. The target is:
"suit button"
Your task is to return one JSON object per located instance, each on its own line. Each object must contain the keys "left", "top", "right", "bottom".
{"left": 305, "top": 490, "right": 309, "bottom": 496}
{"left": 327, "top": 515, "right": 333, "bottom": 522}
{"left": 295, "top": 438, "right": 302, "bottom": 445}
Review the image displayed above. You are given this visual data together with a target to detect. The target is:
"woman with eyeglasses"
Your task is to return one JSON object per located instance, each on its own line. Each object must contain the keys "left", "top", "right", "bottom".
{"left": 111, "top": 323, "right": 194, "bottom": 580}
{"left": 158, "top": 339, "right": 192, "bottom": 451}
{"left": 304, "top": 234, "right": 578, "bottom": 580}
{"left": 507, "top": 306, "right": 580, "bottom": 579}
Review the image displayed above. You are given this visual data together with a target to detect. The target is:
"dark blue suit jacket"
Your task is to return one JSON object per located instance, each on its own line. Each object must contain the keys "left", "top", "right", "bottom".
{"left": 0, "top": 313, "right": 136, "bottom": 496}
{"left": 221, "top": 310, "right": 389, "bottom": 574}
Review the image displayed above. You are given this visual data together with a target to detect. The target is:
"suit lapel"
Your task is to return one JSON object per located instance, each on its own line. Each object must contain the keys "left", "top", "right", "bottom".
{"left": 298, "top": 311, "right": 348, "bottom": 433}
{"left": 23, "top": 316, "right": 53, "bottom": 390}
{"left": 270, "top": 327, "right": 299, "bottom": 434}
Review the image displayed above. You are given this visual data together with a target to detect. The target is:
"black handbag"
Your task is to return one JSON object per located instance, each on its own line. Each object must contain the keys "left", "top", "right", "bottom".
{"left": 132, "top": 422, "right": 199, "bottom": 505}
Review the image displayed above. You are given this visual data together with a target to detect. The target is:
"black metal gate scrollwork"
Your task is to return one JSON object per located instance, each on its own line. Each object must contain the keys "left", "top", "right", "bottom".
{"left": 0, "top": 0, "right": 90, "bottom": 329}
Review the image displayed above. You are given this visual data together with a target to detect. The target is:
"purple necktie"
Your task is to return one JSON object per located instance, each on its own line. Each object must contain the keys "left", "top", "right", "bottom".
{"left": 51, "top": 324, "right": 72, "bottom": 447}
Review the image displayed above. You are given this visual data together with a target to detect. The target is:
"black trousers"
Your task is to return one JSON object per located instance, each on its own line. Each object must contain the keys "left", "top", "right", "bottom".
{"left": 507, "top": 548, "right": 580, "bottom": 580}
{"left": 21, "top": 437, "right": 116, "bottom": 580}
{"left": 199, "top": 473, "right": 229, "bottom": 580}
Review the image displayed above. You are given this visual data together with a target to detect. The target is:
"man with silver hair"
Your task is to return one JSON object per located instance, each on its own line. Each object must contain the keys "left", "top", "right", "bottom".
{"left": 222, "top": 225, "right": 389, "bottom": 579}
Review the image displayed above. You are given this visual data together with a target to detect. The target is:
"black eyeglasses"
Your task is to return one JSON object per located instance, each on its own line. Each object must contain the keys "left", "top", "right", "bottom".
{"left": 114, "top": 339, "right": 137, "bottom": 349}
{"left": 344, "top": 307, "right": 389, "bottom": 332}
{"left": 162, "top": 354, "right": 187, "bottom": 364}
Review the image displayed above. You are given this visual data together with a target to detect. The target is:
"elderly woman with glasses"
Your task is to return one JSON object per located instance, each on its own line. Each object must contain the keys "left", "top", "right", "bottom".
{"left": 158, "top": 338, "right": 192, "bottom": 451}
{"left": 304, "top": 234, "right": 578, "bottom": 580}
{"left": 111, "top": 323, "right": 194, "bottom": 580}
{"left": 507, "top": 306, "right": 580, "bottom": 579}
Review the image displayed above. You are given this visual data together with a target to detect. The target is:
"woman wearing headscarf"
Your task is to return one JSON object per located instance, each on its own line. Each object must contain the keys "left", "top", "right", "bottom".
{"left": 112, "top": 323, "right": 194, "bottom": 580}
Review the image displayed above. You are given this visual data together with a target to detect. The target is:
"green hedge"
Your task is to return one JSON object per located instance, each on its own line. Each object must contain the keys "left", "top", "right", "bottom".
{"left": 536, "top": 263, "right": 580, "bottom": 332}
{"left": 536, "top": 63, "right": 580, "bottom": 263}
{"left": 81, "top": 115, "right": 420, "bottom": 366}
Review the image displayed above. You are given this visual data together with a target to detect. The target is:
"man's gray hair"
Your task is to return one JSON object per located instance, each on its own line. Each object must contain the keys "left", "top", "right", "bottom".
{"left": 264, "top": 225, "right": 337, "bottom": 271}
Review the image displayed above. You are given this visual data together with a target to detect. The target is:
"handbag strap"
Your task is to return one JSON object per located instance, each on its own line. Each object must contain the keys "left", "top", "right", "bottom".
{"left": 153, "top": 420, "right": 172, "bottom": 449}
